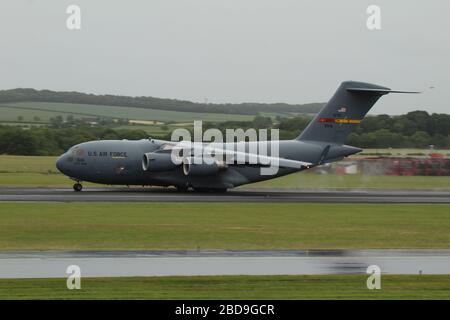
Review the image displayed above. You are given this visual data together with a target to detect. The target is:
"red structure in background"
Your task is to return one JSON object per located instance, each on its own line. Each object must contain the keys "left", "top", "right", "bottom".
{"left": 316, "top": 154, "right": 450, "bottom": 176}
{"left": 353, "top": 156, "right": 450, "bottom": 176}
{"left": 387, "top": 157, "right": 450, "bottom": 176}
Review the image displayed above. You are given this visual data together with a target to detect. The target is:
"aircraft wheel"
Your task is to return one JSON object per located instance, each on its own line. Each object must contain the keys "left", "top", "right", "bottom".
{"left": 73, "top": 183, "right": 83, "bottom": 192}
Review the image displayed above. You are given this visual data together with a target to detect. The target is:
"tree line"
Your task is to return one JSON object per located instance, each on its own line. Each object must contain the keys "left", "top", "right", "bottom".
{"left": 0, "top": 111, "right": 449, "bottom": 156}
{"left": 207, "top": 111, "right": 450, "bottom": 149}
{"left": 0, "top": 126, "right": 149, "bottom": 156}
{"left": 0, "top": 88, "right": 323, "bottom": 116}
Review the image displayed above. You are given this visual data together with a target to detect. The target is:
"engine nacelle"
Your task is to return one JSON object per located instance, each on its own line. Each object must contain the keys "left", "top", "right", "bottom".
{"left": 142, "top": 152, "right": 178, "bottom": 172}
{"left": 182, "top": 157, "right": 225, "bottom": 176}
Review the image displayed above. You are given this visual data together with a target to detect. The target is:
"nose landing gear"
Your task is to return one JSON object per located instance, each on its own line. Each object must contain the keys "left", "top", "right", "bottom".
{"left": 73, "top": 182, "right": 83, "bottom": 192}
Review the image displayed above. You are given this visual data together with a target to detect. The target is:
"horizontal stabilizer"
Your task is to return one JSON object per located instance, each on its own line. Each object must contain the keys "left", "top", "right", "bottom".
{"left": 347, "top": 88, "right": 421, "bottom": 95}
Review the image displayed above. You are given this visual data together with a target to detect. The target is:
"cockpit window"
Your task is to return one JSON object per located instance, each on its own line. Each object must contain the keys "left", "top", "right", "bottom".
{"left": 69, "top": 146, "right": 85, "bottom": 156}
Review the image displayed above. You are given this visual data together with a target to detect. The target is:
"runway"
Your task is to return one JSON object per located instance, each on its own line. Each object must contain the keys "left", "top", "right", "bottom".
{"left": 1, "top": 187, "right": 450, "bottom": 203}
{"left": 0, "top": 250, "right": 449, "bottom": 278}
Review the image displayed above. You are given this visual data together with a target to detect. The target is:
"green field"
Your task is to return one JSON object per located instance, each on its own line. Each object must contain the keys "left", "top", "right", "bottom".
{"left": 114, "top": 123, "right": 194, "bottom": 136}
{"left": 0, "top": 173, "right": 101, "bottom": 187}
{"left": 3, "top": 172, "right": 450, "bottom": 189}
{"left": 0, "top": 203, "right": 449, "bottom": 250}
{"left": 357, "top": 148, "right": 450, "bottom": 158}
{"left": 249, "top": 172, "right": 450, "bottom": 189}
{"left": 0, "top": 102, "right": 253, "bottom": 123}
{"left": 0, "top": 275, "right": 448, "bottom": 299}
{"left": 1, "top": 155, "right": 449, "bottom": 189}
{"left": 0, "top": 155, "right": 59, "bottom": 173}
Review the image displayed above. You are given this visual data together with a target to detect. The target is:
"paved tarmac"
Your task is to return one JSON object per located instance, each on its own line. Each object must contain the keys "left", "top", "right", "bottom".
{"left": 0, "top": 250, "right": 449, "bottom": 278}
{"left": 1, "top": 187, "right": 449, "bottom": 203}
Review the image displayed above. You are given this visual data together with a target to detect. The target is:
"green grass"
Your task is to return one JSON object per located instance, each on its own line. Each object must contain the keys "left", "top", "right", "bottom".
{"left": 0, "top": 121, "right": 47, "bottom": 126}
{"left": 0, "top": 155, "right": 100, "bottom": 187}
{"left": 0, "top": 102, "right": 254, "bottom": 123}
{"left": 115, "top": 123, "right": 190, "bottom": 136}
{"left": 249, "top": 172, "right": 450, "bottom": 189}
{"left": 0, "top": 155, "right": 58, "bottom": 173}
{"left": 0, "top": 173, "right": 101, "bottom": 187}
{"left": 0, "top": 203, "right": 449, "bottom": 250}
{"left": 1, "top": 155, "right": 449, "bottom": 189}
{"left": 0, "top": 105, "right": 69, "bottom": 123}
{"left": 0, "top": 275, "right": 449, "bottom": 299}
{"left": 358, "top": 148, "right": 450, "bottom": 157}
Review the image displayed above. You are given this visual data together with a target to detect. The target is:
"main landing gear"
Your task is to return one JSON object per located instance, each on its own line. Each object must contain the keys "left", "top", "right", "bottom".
{"left": 73, "top": 182, "right": 83, "bottom": 192}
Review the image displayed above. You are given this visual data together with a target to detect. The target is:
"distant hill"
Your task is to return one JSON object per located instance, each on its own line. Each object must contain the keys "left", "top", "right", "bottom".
{"left": 0, "top": 88, "right": 323, "bottom": 116}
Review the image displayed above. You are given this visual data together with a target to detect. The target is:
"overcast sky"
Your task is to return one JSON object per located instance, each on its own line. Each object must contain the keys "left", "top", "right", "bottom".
{"left": 0, "top": 0, "right": 448, "bottom": 114}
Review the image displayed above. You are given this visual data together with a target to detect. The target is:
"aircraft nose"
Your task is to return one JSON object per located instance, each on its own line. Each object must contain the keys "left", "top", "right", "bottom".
{"left": 56, "top": 154, "right": 67, "bottom": 174}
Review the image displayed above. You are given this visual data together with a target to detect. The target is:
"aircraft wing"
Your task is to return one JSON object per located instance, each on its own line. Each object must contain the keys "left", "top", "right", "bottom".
{"left": 171, "top": 141, "right": 313, "bottom": 169}
{"left": 224, "top": 149, "right": 313, "bottom": 168}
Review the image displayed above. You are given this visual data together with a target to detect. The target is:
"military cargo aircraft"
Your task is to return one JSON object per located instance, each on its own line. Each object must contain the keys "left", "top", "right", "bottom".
{"left": 56, "top": 81, "right": 417, "bottom": 192}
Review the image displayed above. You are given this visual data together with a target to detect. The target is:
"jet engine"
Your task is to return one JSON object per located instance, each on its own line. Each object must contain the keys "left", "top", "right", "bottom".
{"left": 182, "top": 156, "right": 226, "bottom": 176}
{"left": 142, "top": 152, "right": 178, "bottom": 172}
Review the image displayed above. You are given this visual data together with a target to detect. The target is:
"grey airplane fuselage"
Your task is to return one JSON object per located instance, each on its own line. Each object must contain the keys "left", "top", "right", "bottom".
{"left": 55, "top": 138, "right": 359, "bottom": 189}
{"left": 56, "top": 81, "right": 407, "bottom": 190}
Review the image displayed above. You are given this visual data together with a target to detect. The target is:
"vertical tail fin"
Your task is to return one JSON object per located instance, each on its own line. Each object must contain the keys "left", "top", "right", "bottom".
{"left": 297, "top": 81, "right": 418, "bottom": 144}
